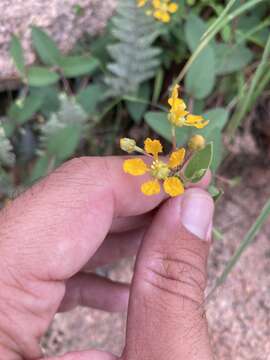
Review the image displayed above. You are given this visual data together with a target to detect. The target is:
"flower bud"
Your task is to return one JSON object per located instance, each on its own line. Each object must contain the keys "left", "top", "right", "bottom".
{"left": 188, "top": 135, "right": 206, "bottom": 151}
{"left": 120, "top": 138, "right": 137, "bottom": 153}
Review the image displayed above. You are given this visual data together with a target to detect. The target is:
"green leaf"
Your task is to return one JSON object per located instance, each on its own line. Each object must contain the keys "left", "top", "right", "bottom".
{"left": 185, "top": 14, "right": 208, "bottom": 51}
{"left": 185, "top": 14, "right": 216, "bottom": 99}
{"left": 185, "top": 51, "right": 216, "bottom": 99}
{"left": 125, "top": 83, "right": 151, "bottom": 123}
{"left": 39, "top": 94, "right": 88, "bottom": 163}
{"left": 60, "top": 56, "right": 100, "bottom": 78}
{"left": 201, "top": 108, "right": 229, "bottom": 170}
{"left": 10, "top": 35, "right": 25, "bottom": 76}
{"left": 184, "top": 143, "right": 213, "bottom": 183}
{"left": 31, "top": 26, "right": 62, "bottom": 65}
{"left": 144, "top": 111, "right": 190, "bottom": 145}
{"left": 46, "top": 124, "right": 82, "bottom": 161}
{"left": 27, "top": 67, "right": 60, "bottom": 87}
{"left": 0, "top": 123, "right": 15, "bottom": 167}
{"left": 29, "top": 155, "right": 50, "bottom": 183}
{"left": 8, "top": 94, "right": 44, "bottom": 125}
{"left": 200, "top": 108, "right": 229, "bottom": 136}
{"left": 215, "top": 43, "right": 253, "bottom": 75}
{"left": 76, "top": 84, "right": 104, "bottom": 114}
{"left": 29, "top": 87, "right": 60, "bottom": 116}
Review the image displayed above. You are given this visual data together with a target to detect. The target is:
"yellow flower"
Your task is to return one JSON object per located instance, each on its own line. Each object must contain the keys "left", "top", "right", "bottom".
{"left": 168, "top": 85, "right": 209, "bottom": 129}
{"left": 122, "top": 138, "right": 185, "bottom": 197}
{"left": 152, "top": 0, "right": 178, "bottom": 23}
{"left": 137, "top": 0, "right": 178, "bottom": 23}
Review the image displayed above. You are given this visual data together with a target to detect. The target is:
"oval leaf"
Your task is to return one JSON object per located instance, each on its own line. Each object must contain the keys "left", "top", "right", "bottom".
{"left": 184, "top": 143, "right": 213, "bottom": 183}
{"left": 215, "top": 43, "right": 253, "bottom": 75}
{"left": 10, "top": 35, "right": 25, "bottom": 75}
{"left": 184, "top": 14, "right": 216, "bottom": 99}
{"left": 27, "top": 67, "right": 60, "bottom": 87}
{"left": 31, "top": 27, "right": 62, "bottom": 66}
{"left": 60, "top": 56, "right": 100, "bottom": 78}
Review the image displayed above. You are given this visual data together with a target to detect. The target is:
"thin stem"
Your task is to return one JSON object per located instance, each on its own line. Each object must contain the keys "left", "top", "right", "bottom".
{"left": 174, "top": 0, "right": 266, "bottom": 85}
{"left": 171, "top": 126, "right": 176, "bottom": 151}
{"left": 201, "top": 0, "right": 237, "bottom": 40}
{"left": 226, "top": 34, "right": 270, "bottom": 137}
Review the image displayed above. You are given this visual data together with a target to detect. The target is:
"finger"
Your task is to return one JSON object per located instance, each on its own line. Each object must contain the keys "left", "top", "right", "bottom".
{"left": 83, "top": 227, "right": 146, "bottom": 270}
{"left": 123, "top": 188, "right": 214, "bottom": 360}
{"left": 59, "top": 273, "right": 129, "bottom": 313}
{"left": 0, "top": 157, "right": 166, "bottom": 282}
{"left": 42, "top": 350, "right": 118, "bottom": 360}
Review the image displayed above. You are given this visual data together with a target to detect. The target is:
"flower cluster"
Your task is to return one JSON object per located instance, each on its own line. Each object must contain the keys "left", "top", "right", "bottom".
{"left": 137, "top": 0, "right": 178, "bottom": 23}
{"left": 168, "top": 85, "right": 209, "bottom": 129}
{"left": 120, "top": 85, "right": 208, "bottom": 197}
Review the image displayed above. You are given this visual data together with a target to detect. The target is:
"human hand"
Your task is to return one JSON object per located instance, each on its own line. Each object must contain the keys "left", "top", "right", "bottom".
{"left": 0, "top": 156, "right": 213, "bottom": 360}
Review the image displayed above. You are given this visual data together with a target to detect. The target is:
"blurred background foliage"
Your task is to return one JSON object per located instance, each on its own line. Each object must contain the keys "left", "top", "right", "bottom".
{"left": 0, "top": 0, "right": 269, "bottom": 199}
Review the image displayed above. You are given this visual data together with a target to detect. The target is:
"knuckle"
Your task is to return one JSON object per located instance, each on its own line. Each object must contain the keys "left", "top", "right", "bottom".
{"left": 141, "top": 250, "right": 207, "bottom": 306}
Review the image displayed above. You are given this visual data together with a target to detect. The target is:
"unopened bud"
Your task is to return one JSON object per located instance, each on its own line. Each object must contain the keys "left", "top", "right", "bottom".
{"left": 188, "top": 135, "right": 206, "bottom": 151}
{"left": 120, "top": 138, "right": 137, "bottom": 153}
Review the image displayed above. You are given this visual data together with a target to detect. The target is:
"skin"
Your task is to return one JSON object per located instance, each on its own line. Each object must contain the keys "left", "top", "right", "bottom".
{"left": 0, "top": 156, "right": 214, "bottom": 360}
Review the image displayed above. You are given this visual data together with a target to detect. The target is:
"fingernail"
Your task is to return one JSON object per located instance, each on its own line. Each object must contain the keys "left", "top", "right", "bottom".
{"left": 181, "top": 188, "right": 214, "bottom": 241}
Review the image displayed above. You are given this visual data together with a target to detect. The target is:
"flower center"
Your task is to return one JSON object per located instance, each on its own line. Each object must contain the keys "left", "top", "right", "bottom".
{"left": 169, "top": 113, "right": 186, "bottom": 127}
{"left": 151, "top": 160, "right": 170, "bottom": 180}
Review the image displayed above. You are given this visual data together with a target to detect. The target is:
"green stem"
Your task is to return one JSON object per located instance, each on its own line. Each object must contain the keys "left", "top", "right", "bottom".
{"left": 171, "top": 125, "right": 176, "bottom": 151}
{"left": 226, "top": 34, "right": 270, "bottom": 137}
{"left": 174, "top": 0, "right": 266, "bottom": 85}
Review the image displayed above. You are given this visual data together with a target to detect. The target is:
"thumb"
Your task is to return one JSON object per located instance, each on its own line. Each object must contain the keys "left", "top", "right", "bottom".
{"left": 122, "top": 188, "right": 214, "bottom": 360}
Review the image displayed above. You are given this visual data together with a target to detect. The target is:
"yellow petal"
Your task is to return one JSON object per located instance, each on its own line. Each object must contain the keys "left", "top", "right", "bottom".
{"left": 168, "top": 148, "right": 186, "bottom": 169}
{"left": 193, "top": 121, "right": 209, "bottom": 129}
{"left": 123, "top": 158, "right": 148, "bottom": 176}
{"left": 144, "top": 138, "right": 163, "bottom": 158}
{"left": 185, "top": 114, "right": 209, "bottom": 129}
{"left": 161, "top": 12, "right": 170, "bottom": 23}
{"left": 163, "top": 177, "right": 184, "bottom": 197}
{"left": 168, "top": 84, "right": 180, "bottom": 105}
{"left": 141, "top": 180, "right": 161, "bottom": 196}
{"left": 169, "top": 97, "right": 186, "bottom": 110}
{"left": 185, "top": 114, "right": 202, "bottom": 123}
{"left": 168, "top": 3, "right": 178, "bottom": 13}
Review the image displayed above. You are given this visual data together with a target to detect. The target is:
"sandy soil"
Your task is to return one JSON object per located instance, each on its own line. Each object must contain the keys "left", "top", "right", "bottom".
{"left": 41, "top": 157, "right": 270, "bottom": 359}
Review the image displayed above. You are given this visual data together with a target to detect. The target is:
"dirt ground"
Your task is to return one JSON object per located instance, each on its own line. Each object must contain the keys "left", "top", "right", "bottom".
{"left": 41, "top": 154, "right": 270, "bottom": 360}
